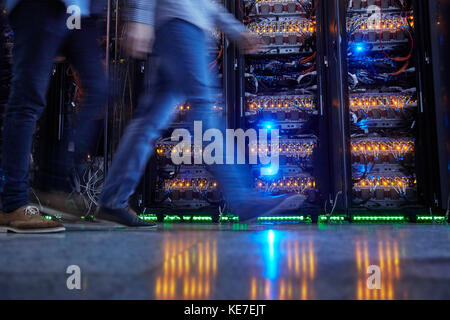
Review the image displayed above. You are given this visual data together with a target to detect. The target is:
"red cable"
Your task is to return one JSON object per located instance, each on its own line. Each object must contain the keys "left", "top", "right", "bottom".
{"left": 302, "top": 62, "right": 316, "bottom": 75}
{"left": 299, "top": 51, "right": 317, "bottom": 64}
{"left": 390, "top": 60, "right": 409, "bottom": 76}
{"left": 379, "top": 0, "right": 414, "bottom": 62}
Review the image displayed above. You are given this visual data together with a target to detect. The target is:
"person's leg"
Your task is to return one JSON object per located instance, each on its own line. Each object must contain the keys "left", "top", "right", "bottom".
{"left": 176, "top": 20, "right": 305, "bottom": 220}
{"left": 28, "top": 16, "right": 108, "bottom": 218}
{"left": 1, "top": 0, "right": 68, "bottom": 213}
{"left": 99, "top": 26, "right": 187, "bottom": 211}
{"left": 99, "top": 78, "right": 182, "bottom": 210}
{"left": 98, "top": 19, "right": 300, "bottom": 224}
{"left": 176, "top": 21, "right": 257, "bottom": 205}
{"left": 53, "top": 17, "right": 107, "bottom": 189}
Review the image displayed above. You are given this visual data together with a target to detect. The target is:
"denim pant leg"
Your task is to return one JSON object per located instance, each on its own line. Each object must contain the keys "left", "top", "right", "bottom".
{"left": 100, "top": 21, "right": 207, "bottom": 209}
{"left": 99, "top": 84, "right": 183, "bottom": 209}
{"left": 100, "top": 19, "right": 255, "bottom": 209}
{"left": 1, "top": 1, "right": 67, "bottom": 212}
{"left": 165, "top": 20, "right": 256, "bottom": 205}
{"left": 51, "top": 18, "right": 108, "bottom": 188}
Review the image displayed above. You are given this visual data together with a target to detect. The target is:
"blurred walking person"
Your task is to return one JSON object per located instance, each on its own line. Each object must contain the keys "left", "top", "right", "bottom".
{"left": 97, "top": 0, "right": 303, "bottom": 226}
{"left": 0, "top": 0, "right": 107, "bottom": 233}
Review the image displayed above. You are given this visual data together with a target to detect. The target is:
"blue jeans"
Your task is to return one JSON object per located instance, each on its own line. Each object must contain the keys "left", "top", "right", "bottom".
{"left": 100, "top": 19, "right": 255, "bottom": 209}
{"left": 1, "top": 0, "right": 107, "bottom": 212}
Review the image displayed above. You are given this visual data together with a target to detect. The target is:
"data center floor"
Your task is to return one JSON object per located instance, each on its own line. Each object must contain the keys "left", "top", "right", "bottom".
{"left": 1, "top": 222, "right": 449, "bottom": 299}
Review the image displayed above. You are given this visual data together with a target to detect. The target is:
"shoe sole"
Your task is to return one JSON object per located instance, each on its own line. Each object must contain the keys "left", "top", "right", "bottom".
{"left": 0, "top": 226, "right": 66, "bottom": 234}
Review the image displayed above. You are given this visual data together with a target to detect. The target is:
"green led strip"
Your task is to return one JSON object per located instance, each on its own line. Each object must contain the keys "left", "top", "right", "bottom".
{"left": 139, "top": 214, "right": 239, "bottom": 223}
{"left": 416, "top": 216, "right": 447, "bottom": 223}
{"left": 319, "top": 215, "right": 346, "bottom": 223}
{"left": 352, "top": 216, "right": 406, "bottom": 222}
{"left": 44, "top": 213, "right": 449, "bottom": 225}
{"left": 140, "top": 214, "right": 158, "bottom": 221}
{"left": 220, "top": 216, "right": 240, "bottom": 222}
{"left": 257, "top": 216, "right": 307, "bottom": 222}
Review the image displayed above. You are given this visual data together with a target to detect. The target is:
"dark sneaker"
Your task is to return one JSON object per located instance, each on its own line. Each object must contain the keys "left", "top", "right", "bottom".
{"left": 96, "top": 207, "right": 157, "bottom": 227}
{"left": 233, "top": 193, "right": 307, "bottom": 223}
{"left": 0, "top": 205, "right": 66, "bottom": 233}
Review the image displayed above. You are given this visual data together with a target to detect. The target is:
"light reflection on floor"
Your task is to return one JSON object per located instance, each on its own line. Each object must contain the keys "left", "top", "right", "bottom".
{"left": 154, "top": 233, "right": 218, "bottom": 299}
{"left": 248, "top": 232, "right": 317, "bottom": 300}
{"left": 0, "top": 223, "right": 449, "bottom": 299}
{"left": 355, "top": 239, "right": 403, "bottom": 300}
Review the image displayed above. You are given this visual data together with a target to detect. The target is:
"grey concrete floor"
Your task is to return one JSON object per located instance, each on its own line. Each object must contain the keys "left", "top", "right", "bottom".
{"left": 0, "top": 222, "right": 449, "bottom": 300}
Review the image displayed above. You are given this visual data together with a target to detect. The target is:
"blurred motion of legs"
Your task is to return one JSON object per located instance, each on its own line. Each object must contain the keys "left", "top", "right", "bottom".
{"left": 0, "top": 0, "right": 106, "bottom": 232}
{"left": 99, "top": 19, "right": 303, "bottom": 224}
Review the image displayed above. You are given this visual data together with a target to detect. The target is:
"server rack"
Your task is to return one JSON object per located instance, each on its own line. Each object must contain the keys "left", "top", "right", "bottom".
{"left": 323, "top": 0, "right": 449, "bottom": 220}
{"left": 225, "top": 0, "right": 449, "bottom": 222}
{"left": 230, "top": 0, "right": 329, "bottom": 223}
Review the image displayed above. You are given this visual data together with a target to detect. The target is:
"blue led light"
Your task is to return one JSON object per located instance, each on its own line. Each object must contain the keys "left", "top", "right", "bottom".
{"left": 261, "top": 121, "right": 275, "bottom": 130}
{"left": 351, "top": 42, "right": 370, "bottom": 55}
{"left": 261, "top": 165, "right": 279, "bottom": 176}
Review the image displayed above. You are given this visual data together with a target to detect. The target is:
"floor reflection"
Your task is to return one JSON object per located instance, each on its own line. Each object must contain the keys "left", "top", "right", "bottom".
{"left": 154, "top": 233, "right": 217, "bottom": 300}
{"left": 355, "top": 239, "right": 403, "bottom": 300}
{"left": 250, "top": 230, "right": 316, "bottom": 300}
{"left": 148, "top": 225, "right": 448, "bottom": 300}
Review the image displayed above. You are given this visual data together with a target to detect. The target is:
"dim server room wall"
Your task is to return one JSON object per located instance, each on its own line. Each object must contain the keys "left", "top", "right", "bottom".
{"left": 428, "top": 0, "right": 450, "bottom": 210}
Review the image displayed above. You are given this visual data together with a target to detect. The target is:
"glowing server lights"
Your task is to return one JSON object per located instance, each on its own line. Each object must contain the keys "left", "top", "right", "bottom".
{"left": 347, "top": 16, "right": 410, "bottom": 33}
{"left": 249, "top": 139, "right": 316, "bottom": 158}
{"left": 245, "top": 0, "right": 316, "bottom": 16}
{"left": 164, "top": 179, "right": 218, "bottom": 192}
{"left": 351, "top": 138, "right": 415, "bottom": 162}
{"left": 349, "top": 94, "right": 417, "bottom": 110}
{"left": 247, "top": 20, "right": 316, "bottom": 37}
{"left": 255, "top": 176, "right": 315, "bottom": 193}
{"left": 243, "top": 0, "right": 319, "bottom": 210}
{"left": 247, "top": 95, "right": 316, "bottom": 113}
{"left": 346, "top": 0, "right": 419, "bottom": 210}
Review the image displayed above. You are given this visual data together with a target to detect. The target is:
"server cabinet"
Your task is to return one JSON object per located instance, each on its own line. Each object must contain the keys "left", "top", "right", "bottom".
{"left": 231, "top": 0, "right": 330, "bottom": 221}
{"left": 427, "top": 0, "right": 450, "bottom": 212}
{"left": 229, "top": 0, "right": 448, "bottom": 220}
{"left": 327, "top": 0, "right": 448, "bottom": 218}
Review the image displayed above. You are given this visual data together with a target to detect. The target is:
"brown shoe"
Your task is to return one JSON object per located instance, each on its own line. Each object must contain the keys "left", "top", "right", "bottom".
{"left": 0, "top": 205, "right": 66, "bottom": 234}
